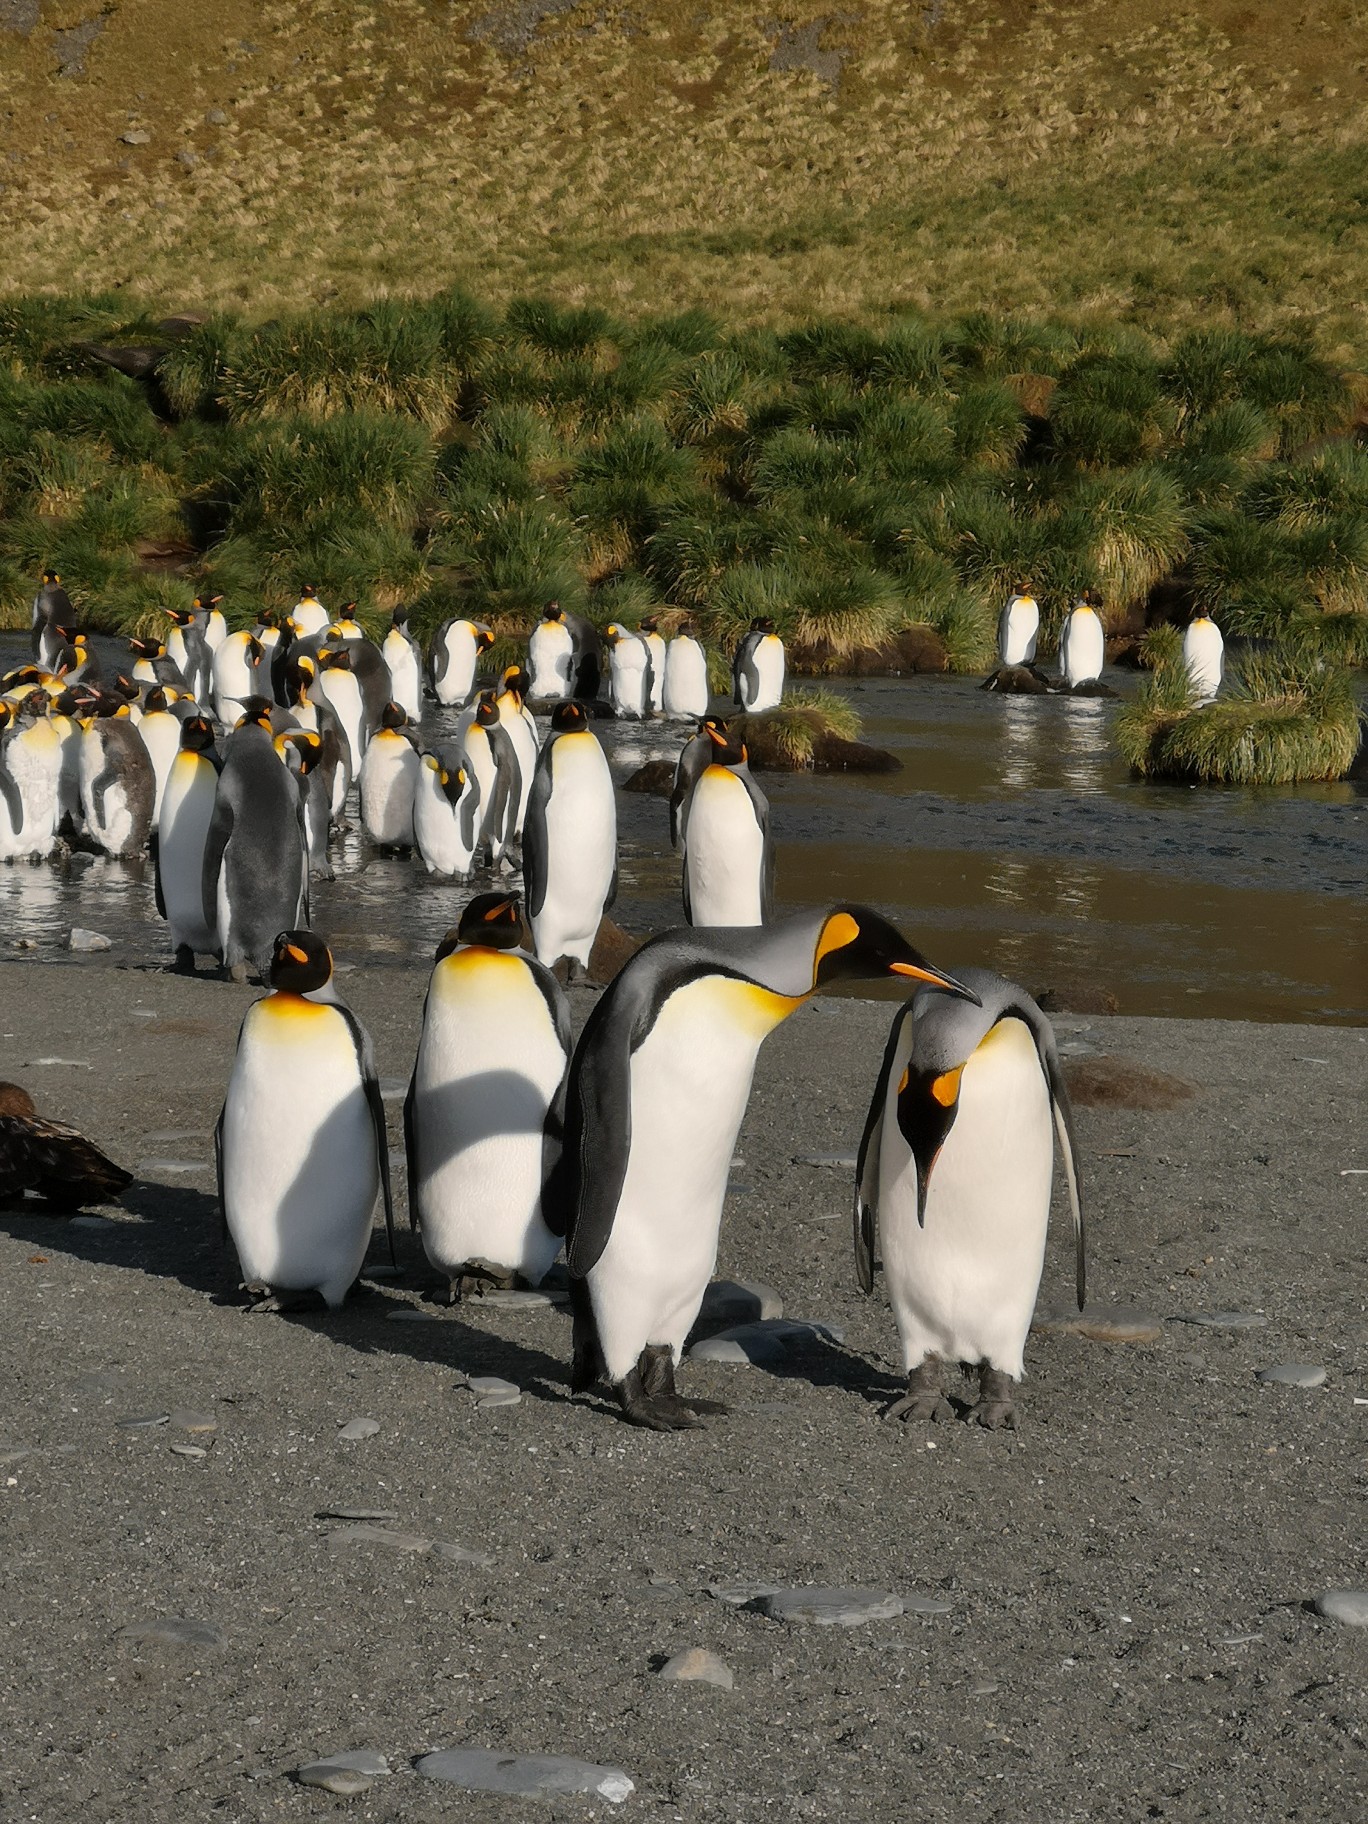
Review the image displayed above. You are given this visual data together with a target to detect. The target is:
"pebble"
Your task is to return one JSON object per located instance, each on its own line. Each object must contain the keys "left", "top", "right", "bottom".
{"left": 317, "top": 1506, "right": 399, "bottom": 1522}
{"left": 431, "top": 1541, "right": 495, "bottom": 1566}
{"left": 296, "top": 1750, "right": 389, "bottom": 1795}
{"left": 0, "top": 1448, "right": 31, "bottom": 1465}
{"left": 206, "top": 107, "right": 228, "bottom": 124}
{"left": 69, "top": 1215, "right": 114, "bottom": 1230}
{"left": 170, "top": 1444, "right": 207, "bottom": 1459}
{"left": 759, "top": 1587, "right": 904, "bottom": 1626}
{"left": 169, "top": 1409, "right": 217, "bottom": 1433}
{"left": 68, "top": 927, "right": 111, "bottom": 951}
{"left": 137, "top": 1158, "right": 208, "bottom": 1176}
{"left": 119, "top": 1618, "right": 225, "bottom": 1650}
{"left": 415, "top": 1748, "right": 634, "bottom": 1804}
{"left": 116, "top": 1412, "right": 169, "bottom": 1431}
{"left": 793, "top": 1152, "right": 858, "bottom": 1169}
{"left": 474, "top": 1288, "right": 557, "bottom": 1309}
{"left": 1032, "top": 1304, "right": 1164, "bottom": 1344}
{"left": 688, "top": 1319, "right": 844, "bottom": 1365}
{"left": 338, "top": 1418, "right": 381, "bottom": 1441}
{"left": 118, "top": 128, "right": 150, "bottom": 144}
{"left": 467, "top": 1376, "right": 521, "bottom": 1408}
{"left": 386, "top": 1307, "right": 442, "bottom": 1322}
{"left": 707, "top": 1580, "right": 787, "bottom": 1607}
{"left": 1255, "top": 1363, "right": 1326, "bottom": 1388}
{"left": 1173, "top": 1311, "right": 1268, "bottom": 1329}
{"left": 144, "top": 1128, "right": 200, "bottom": 1145}
{"left": 658, "top": 1648, "right": 734, "bottom": 1690}
{"left": 329, "top": 1524, "right": 431, "bottom": 1553}
{"left": 1315, "top": 1590, "right": 1368, "bottom": 1627}
{"left": 970, "top": 1680, "right": 1000, "bottom": 1696}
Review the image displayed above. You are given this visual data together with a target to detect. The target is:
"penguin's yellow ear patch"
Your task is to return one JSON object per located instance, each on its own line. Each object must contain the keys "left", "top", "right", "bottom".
{"left": 931, "top": 1067, "right": 962, "bottom": 1107}
{"left": 816, "top": 911, "right": 860, "bottom": 964}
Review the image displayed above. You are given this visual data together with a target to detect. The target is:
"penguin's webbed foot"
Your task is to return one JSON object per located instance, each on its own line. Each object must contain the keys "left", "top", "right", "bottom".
{"left": 632, "top": 1344, "right": 708, "bottom": 1430}
{"left": 883, "top": 1358, "right": 954, "bottom": 1424}
{"left": 172, "top": 945, "right": 196, "bottom": 975}
{"left": 241, "top": 1282, "right": 326, "bottom": 1315}
{"left": 964, "top": 1365, "right": 1017, "bottom": 1430}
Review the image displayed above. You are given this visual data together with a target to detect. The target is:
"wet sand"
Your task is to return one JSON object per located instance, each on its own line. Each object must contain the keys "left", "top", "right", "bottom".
{"left": 1, "top": 960, "right": 1365, "bottom": 1820}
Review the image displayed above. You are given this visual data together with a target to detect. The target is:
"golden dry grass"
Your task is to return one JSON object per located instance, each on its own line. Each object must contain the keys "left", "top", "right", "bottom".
{"left": 0, "top": 3, "right": 1365, "bottom": 357}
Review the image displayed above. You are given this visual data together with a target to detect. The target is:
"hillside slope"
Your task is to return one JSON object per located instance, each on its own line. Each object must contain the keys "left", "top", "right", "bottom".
{"left": 1, "top": 2, "right": 1366, "bottom": 351}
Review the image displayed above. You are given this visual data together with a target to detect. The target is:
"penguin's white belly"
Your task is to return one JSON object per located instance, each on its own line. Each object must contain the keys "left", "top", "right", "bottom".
{"left": 383, "top": 636, "right": 422, "bottom": 719}
{"left": 322, "top": 674, "right": 366, "bottom": 772}
{"left": 528, "top": 624, "right": 573, "bottom": 699}
{"left": 589, "top": 977, "right": 796, "bottom": 1381}
{"left": 8, "top": 725, "right": 61, "bottom": 852}
{"left": 531, "top": 739, "right": 616, "bottom": 967}
{"left": 359, "top": 735, "right": 419, "bottom": 846}
{"left": 610, "top": 648, "right": 650, "bottom": 719}
{"left": 747, "top": 638, "right": 785, "bottom": 712}
{"left": 1000, "top": 601, "right": 1039, "bottom": 666}
{"left": 213, "top": 650, "right": 258, "bottom": 723}
{"left": 684, "top": 770, "right": 764, "bottom": 926}
{"left": 435, "top": 628, "right": 480, "bottom": 706}
{"left": 413, "top": 771, "right": 475, "bottom": 876}
{"left": 880, "top": 1019, "right": 1053, "bottom": 1378}
{"left": 462, "top": 728, "right": 507, "bottom": 861}
{"left": 79, "top": 735, "right": 136, "bottom": 856}
{"left": 138, "top": 715, "right": 181, "bottom": 827}
{"left": 1061, "top": 611, "right": 1104, "bottom": 685}
{"left": 220, "top": 999, "right": 378, "bottom": 1305}
{"left": 411, "top": 952, "right": 565, "bottom": 1281}
{"left": 159, "top": 756, "right": 219, "bottom": 951}
{"left": 663, "top": 640, "right": 709, "bottom": 718}
{"left": 1183, "top": 623, "right": 1224, "bottom": 699}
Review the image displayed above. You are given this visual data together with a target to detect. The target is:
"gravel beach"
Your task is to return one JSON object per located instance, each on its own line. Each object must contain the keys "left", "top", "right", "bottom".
{"left": 1, "top": 959, "right": 1365, "bottom": 1821}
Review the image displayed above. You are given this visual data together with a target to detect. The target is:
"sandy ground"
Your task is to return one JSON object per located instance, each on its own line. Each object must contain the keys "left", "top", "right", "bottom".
{"left": 0, "top": 958, "right": 1365, "bottom": 1822}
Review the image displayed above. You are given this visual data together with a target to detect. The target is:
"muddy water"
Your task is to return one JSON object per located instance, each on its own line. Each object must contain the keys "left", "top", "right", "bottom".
{"left": 1, "top": 639, "right": 1363, "bottom": 1023}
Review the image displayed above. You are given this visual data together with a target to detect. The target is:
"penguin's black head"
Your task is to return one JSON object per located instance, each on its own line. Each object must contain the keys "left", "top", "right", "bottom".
{"left": 474, "top": 690, "right": 500, "bottom": 727}
{"left": 165, "top": 606, "right": 192, "bottom": 627}
{"left": 542, "top": 601, "right": 563, "bottom": 622}
{"left": 236, "top": 697, "right": 275, "bottom": 731}
{"left": 300, "top": 584, "right": 319, "bottom": 600}
{"left": 180, "top": 715, "right": 215, "bottom": 753}
{"left": 639, "top": 615, "right": 659, "bottom": 634}
{"left": 144, "top": 686, "right": 169, "bottom": 715}
{"left": 0, "top": 703, "right": 11, "bottom": 733}
{"left": 391, "top": 605, "right": 410, "bottom": 628}
{"left": 809, "top": 906, "right": 981, "bottom": 1000}
{"left": 550, "top": 700, "right": 588, "bottom": 733}
{"left": 269, "top": 930, "right": 332, "bottom": 994}
{"left": 500, "top": 665, "right": 530, "bottom": 701}
{"left": 454, "top": 892, "right": 526, "bottom": 952}
{"left": 18, "top": 687, "right": 48, "bottom": 718}
{"left": 380, "top": 701, "right": 408, "bottom": 731}
{"left": 112, "top": 674, "right": 138, "bottom": 701}
{"left": 319, "top": 648, "right": 353, "bottom": 672}
{"left": 278, "top": 729, "right": 322, "bottom": 771}
{"left": 2, "top": 664, "right": 43, "bottom": 689}
{"left": 258, "top": 609, "right": 278, "bottom": 629}
{"left": 127, "top": 637, "right": 164, "bottom": 660}
{"left": 52, "top": 688, "right": 81, "bottom": 717}
{"left": 285, "top": 658, "right": 315, "bottom": 699}
{"left": 751, "top": 616, "right": 776, "bottom": 634}
{"left": 701, "top": 714, "right": 730, "bottom": 746}
{"left": 42, "top": 569, "right": 60, "bottom": 585}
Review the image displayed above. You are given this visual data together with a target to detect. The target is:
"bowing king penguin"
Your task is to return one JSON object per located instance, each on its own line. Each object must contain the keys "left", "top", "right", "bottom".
{"left": 549, "top": 907, "right": 975, "bottom": 1431}
{"left": 405, "top": 893, "right": 571, "bottom": 1301}
{"left": 217, "top": 930, "right": 395, "bottom": 1310}
{"left": 854, "top": 967, "right": 1084, "bottom": 1429}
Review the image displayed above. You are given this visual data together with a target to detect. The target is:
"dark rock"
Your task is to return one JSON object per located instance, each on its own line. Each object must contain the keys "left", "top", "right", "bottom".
{"left": 587, "top": 916, "right": 639, "bottom": 985}
{"left": 1065, "top": 678, "right": 1120, "bottom": 698}
{"left": 689, "top": 1278, "right": 783, "bottom": 1340}
{"left": 981, "top": 665, "right": 1051, "bottom": 694}
{"left": 1035, "top": 982, "right": 1119, "bottom": 1016}
{"left": 622, "top": 759, "right": 675, "bottom": 796}
{"left": 1062, "top": 1056, "right": 1196, "bottom": 1110}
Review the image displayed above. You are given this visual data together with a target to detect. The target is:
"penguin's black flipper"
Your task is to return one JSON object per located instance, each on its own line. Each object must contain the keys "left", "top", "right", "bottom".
{"left": 733, "top": 632, "right": 761, "bottom": 710}
{"left": 150, "top": 831, "right": 166, "bottom": 921}
{"left": 740, "top": 765, "right": 773, "bottom": 922}
{"left": 89, "top": 760, "right": 118, "bottom": 827}
{"left": 213, "top": 1100, "right": 229, "bottom": 1246}
{"left": 401, "top": 1065, "right": 420, "bottom": 1233}
{"left": 342, "top": 1007, "right": 398, "bottom": 1268}
{"left": 1007, "top": 997, "right": 1086, "bottom": 1310}
{"left": 0, "top": 764, "right": 22, "bottom": 836}
{"left": 429, "top": 622, "right": 451, "bottom": 692}
{"left": 854, "top": 1003, "right": 908, "bottom": 1294}
{"left": 529, "top": 957, "right": 573, "bottom": 1217}
{"left": 554, "top": 973, "right": 644, "bottom": 1269}
{"left": 522, "top": 746, "right": 551, "bottom": 919}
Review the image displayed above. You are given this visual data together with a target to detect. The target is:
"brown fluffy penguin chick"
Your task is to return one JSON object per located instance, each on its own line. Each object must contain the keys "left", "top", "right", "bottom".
{"left": 0, "top": 1083, "right": 133, "bottom": 1211}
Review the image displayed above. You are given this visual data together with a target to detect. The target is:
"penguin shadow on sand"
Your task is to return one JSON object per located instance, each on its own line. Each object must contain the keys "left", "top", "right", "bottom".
{"left": 691, "top": 1319, "right": 907, "bottom": 1412}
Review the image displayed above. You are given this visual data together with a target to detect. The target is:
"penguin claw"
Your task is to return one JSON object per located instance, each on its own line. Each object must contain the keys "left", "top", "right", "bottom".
{"left": 965, "top": 1400, "right": 1017, "bottom": 1430}
{"left": 883, "top": 1392, "right": 954, "bottom": 1424}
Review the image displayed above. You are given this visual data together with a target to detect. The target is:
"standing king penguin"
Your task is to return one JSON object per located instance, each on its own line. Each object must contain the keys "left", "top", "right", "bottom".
{"left": 153, "top": 715, "right": 221, "bottom": 970}
{"left": 431, "top": 617, "right": 494, "bottom": 708}
{"left": 1058, "top": 592, "right": 1105, "bottom": 688}
{"left": 854, "top": 967, "right": 1084, "bottom": 1429}
{"left": 202, "top": 705, "right": 308, "bottom": 983}
{"left": 522, "top": 701, "right": 616, "bottom": 974}
{"left": 405, "top": 894, "right": 571, "bottom": 1301}
{"left": 1183, "top": 614, "right": 1224, "bottom": 701}
{"left": 217, "top": 930, "right": 394, "bottom": 1310}
{"left": 550, "top": 907, "right": 976, "bottom": 1429}
{"left": 662, "top": 621, "right": 710, "bottom": 720}
{"left": 382, "top": 607, "right": 424, "bottom": 721}
{"left": 680, "top": 727, "right": 771, "bottom": 927}
{"left": 732, "top": 618, "right": 785, "bottom": 713}
{"left": 997, "top": 587, "right": 1040, "bottom": 668}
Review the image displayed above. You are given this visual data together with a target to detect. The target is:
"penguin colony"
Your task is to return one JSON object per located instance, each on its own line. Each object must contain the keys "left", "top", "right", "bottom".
{"left": 7, "top": 578, "right": 1110, "bottom": 1433}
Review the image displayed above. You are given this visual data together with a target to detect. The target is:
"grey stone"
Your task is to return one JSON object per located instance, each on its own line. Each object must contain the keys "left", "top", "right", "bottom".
{"left": 1255, "top": 1363, "right": 1326, "bottom": 1388}
{"left": 169, "top": 1408, "right": 217, "bottom": 1433}
{"left": 54, "top": 15, "right": 104, "bottom": 75}
{"left": 689, "top": 1333, "right": 785, "bottom": 1366}
{"left": 297, "top": 1750, "right": 390, "bottom": 1795}
{"left": 970, "top": 1680, "right": 999, "bottom": 1696}
{"left": 119, "top": 1618, "right": 225, "bottom": 1649}
{"left": 658, "top": 1647, "right": 734, "bottom": 1689}
{"left": 329, "top": 1525, "right": 431, "bottom": 1553}
{"left": 415, "top": 1748, "right": 634, "bottom": 1803}
{"left": 137, "top": 1158, "right": 208, "bottom": 1175}
{"left": 0, "top": 1448, "right": 31, "bottom": 1464}
{"left": 476, "top": 1387, "right": 522, "bottom": 1409}
{"left": 116, "top": 1412, "right": 169, "bottom": 1431}
{"left": 69, "top": 1215, "right": 114, "bottom": 1230}
{"left": 707, "top": 1581, "right": 785, "bottom": 1607}
{"left": 689, "top": 1319, "right": 844, "bottom": 1365}
{"left": 1173, "top": 1311, "right": 1268, "bottom": 1329}
{"left": 475, "top": 1288, "right": 555, "bottom": 1309}
{"left": 1315, "top": 1590, "right": 1368, "bottom": 1626}
{"left": 69, "top": 927, "right": 111, "bottom": 952}
{"left": 170, "top": 1443, "right": 207, "bottom": 1459}
{"left": 317, "top": 1506, "right": 399, "bottom": 1522}
{"left": 386, "top": 1307, "right": 442, "bottom": 1322}
{"left": 119, "top": 129, "right": 151, "bottom": 145}
{"left": 794, "top": 1151, "right": 857, "bottom": 1169}
{"left": 468, "top": 1376, "right": 520, "bottom": 1408}
{"left": 902, "top": 1594, "right": 955, "bottom": 1615}
{"left": 338, "top": 1417, "right": 380, "bottom": 1440}
{"left": 432, "top": 1541, "right": 495, "bottom": 1567}
{"left": 1032, "top": 1304, "right": 1164, "bottom": 1344}
{"left": 758, "top": 1587, "right": 904, "bottom": 1626}
{"left": 175, "top": 149, "right": 197, "bottom": 170}
{"left": 206, "top": 107, "right": 228, "bottom": 124}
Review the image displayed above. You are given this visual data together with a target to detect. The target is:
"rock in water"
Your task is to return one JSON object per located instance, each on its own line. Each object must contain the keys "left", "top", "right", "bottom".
{"left": 658, "top": 1648, "right": 734, "bottom": 1689}
{"left": 1316, "top": 1591, "right": 1368, "bottom": 1627}
{"left": 415, "top": 1748, "right": 634, "bottom": 1803}
{"left": 759, "top": 1587, "right": 904, "bottom": 1626}
{"left": 1255, "top": 1363, "right": 1326, "bottom": 1388}
{"left": 69, "top": 928, "right": 112, "bottom": 952}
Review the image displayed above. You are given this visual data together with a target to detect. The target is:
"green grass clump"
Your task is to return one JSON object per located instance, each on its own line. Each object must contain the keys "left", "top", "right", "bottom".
{"left": 1118, "top": 646, "right": 1361, "bottom": 784}
{"left": 734, "top": 685, "right": 863, "bottom": 769}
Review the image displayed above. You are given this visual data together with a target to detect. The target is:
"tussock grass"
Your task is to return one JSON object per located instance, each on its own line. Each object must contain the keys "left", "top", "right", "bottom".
{"left": 734, "top": 685, "right": 863, "bottom": 769}
{"left": 1118, "top": 646, "right": 1361, "bottom": 783}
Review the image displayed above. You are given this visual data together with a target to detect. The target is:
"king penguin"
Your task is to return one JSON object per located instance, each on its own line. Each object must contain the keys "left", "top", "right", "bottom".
{"left": 382, "top": 607, "right": 424, "bottom": 721}
{"left": 462, "top": 691, "right": 522, "bottom": 867}
{"left": 431, "top": 617, "right": 494, "bottom": 707}
{"left": 1183, "top": 614, "right": 1224, "bottom": 701}
{"left": 78, "top": 696, "right": 154, "bottom": 857}
{"left": 604, "top": 624, "right": 654, "bottom": 721}
{"left": 997, "top": 586, "right": 1040, "bottom": 668}
{"left": 202, "top": 705, "right": 309, "bottom": 982}
{"left": 638, "top": 617, "right": 668, "bottom": 714}
{"left": 522, "top": 701, "right": 616, "bottom": 974}
{"left": 359, "top": 702, "right": 421, "bottom": 849}
{"left": 663, "top": 621, "right": 710, "bottom": 720}
{"left": 0, "top": 700, "right": 59, "bottom": 861}
{"left": 732, "top": 618, "right": 785, "bottom": 713}
{"left": 550, "top": 907, "right": 975, "bottom": 1429}
{"left": 413, "top": 749, "right": 481, "bottom": 878}
{"left": 495, "top": 665, "right": 539, "bottom": 837}
{"left": 31, "top": 570, "right": 75, "bottom": 659}
{"left": 217, "top": 930, "right": 394, "bottom": 1310}
{"left": 153, "top": 715, "right": 222, "bottom": 969}
{"left": 135, "top": 685, "right": 184, "bottom": 829}
{"left": 526, "top": 602, "right": 576, "bottom": 701}
{"left": 1059, "top": 592, "right": 1105, "bottom": 688}
{"left": 670, "top": 715, "right": 729, "bottom": 851}
{"left": 854, "top": 967, "right": 1084, "bottom": 1429}
{"left": 405, "top": 893, "right": 572, "bottom": 1301}
{"left": 680, "top": 727, "right": 771, "bottom": 927}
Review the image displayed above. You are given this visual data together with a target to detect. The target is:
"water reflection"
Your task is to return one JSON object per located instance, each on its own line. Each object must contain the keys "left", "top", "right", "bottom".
{"left": 1059, "top": 698, "right": 1110, "bottom": 797}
